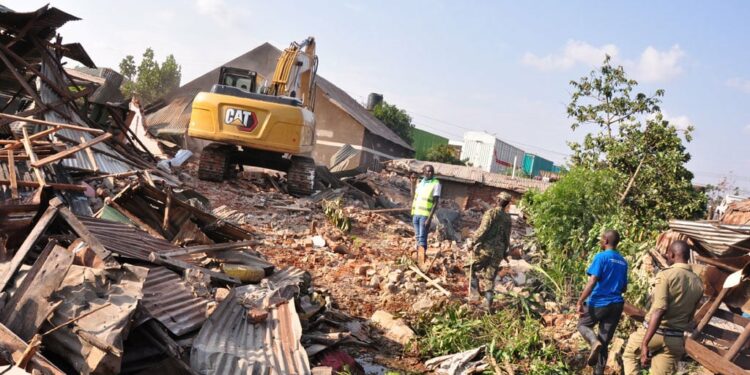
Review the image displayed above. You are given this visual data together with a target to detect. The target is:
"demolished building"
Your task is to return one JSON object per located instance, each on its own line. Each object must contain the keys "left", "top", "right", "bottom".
{"left": 145, "top": 43, "right": 414, "bottom": 172}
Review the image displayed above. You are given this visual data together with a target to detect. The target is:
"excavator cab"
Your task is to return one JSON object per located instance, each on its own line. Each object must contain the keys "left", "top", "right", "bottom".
{"left": 188, "top": 37, "right": 318, "bottom": 195}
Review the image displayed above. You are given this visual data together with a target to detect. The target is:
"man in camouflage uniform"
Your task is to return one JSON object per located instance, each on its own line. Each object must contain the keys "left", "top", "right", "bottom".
{"left": 468, "top": 192, "right": 512, "bottom": 312}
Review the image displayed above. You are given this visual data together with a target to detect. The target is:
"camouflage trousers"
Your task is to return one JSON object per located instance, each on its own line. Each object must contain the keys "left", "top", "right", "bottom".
{"left": 471, "top": 252, "right": 502, "bottom": 294}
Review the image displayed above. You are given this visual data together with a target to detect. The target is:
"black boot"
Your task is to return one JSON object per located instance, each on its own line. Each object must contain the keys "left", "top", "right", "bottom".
{"left": 578, "top": 325, "right": 602, "bottom": 367}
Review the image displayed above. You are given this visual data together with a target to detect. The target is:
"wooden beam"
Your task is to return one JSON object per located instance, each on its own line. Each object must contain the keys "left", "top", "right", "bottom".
{"left": 686, "top": 338, "right": 747, "bottom": 375}
{"left": 0, "top": 49, "right": 46, "bottom": 109}
{"left": 0, "top": 199, "right": 61, "bottom": 292}
{"left": 0, "top": 242, "right": 73, "bottom": 341}
{"left": 409, "top": 265, "right": 452, "bottom": 297}
{"left": 81, "top": 135, "right": 99, "bottom": 172}
{"left": 21, "top": 127, "right": 45, "bottom": 186}
{"left": 159, "top": 240, "right": 261, "bottom": 257}
{"left": 2, "top": 126, "right": 61, "bottom": 151}
{"left": 0, "top": 113, "right": 104, "bottom": 134}
{"left": 31, "top": 132, "right": 111, "bottom": 168}
{"left": 6, "top": 150, "right": 17, "bottom": 199}
{"left": 162, "top": 188, "right": 172, "bottom": 231}
{"left": 725, "top": 320, "right": 750, "bottom": 361}
{"left": 692, "top": 287, "right": 731, "bottom": 338}
{"left": 0, "top": 323, "right": 65, "bottom": 375}
{"left": 0, "top": 179, "right": 86, "bottom": 192}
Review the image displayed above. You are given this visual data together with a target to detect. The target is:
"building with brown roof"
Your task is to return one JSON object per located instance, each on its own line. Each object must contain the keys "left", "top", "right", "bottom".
{"left": 144, "top": 43, "right": 414, "bottom": 171}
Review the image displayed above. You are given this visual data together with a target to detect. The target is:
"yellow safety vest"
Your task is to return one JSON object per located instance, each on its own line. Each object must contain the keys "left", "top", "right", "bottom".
{"left": 412, "top": 178, "right": 439, "bottom": 216}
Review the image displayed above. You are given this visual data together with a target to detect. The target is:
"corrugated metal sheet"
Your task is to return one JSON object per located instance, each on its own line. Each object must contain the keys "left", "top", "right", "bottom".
{"left": 722, "top": 200, "right": 750, "bottom": 226}
{"left": 522, "top": 153, "right": 555, "bottom": 177}
{"left": 0, "top": 5, "right": 79, "bottom": 34}
{"left": 140, "top": 266, "right": 209, "bottom": 336}
{"left": 669, "top": 220, "right": 750, "bottom": 256}
{"left": 387, "top": 159, "right": 551, "bottom": 193}
{"left": 75, "top": 215, "right": 177, "bottom": 260}
{"left": 191, "top": 267, "right": 310, "bottom": 375}
{"left": 39, "top": 58, "right": 134, "bottom": 174}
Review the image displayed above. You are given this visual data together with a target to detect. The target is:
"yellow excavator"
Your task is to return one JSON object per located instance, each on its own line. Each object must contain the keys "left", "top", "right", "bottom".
{"left": 188, "top": 37, "right": 318, "bottom": 195}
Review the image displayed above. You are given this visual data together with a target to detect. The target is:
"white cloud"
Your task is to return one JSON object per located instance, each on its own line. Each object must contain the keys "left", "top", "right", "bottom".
{"left": 727, "top": 78, "right": 750, "bottom": 93}
{"left": 522, "top": 41, "right": 686, "bottom": 82}
{"left": 194, "top": 0, "right": 225, "bottom": 15}
{"left": 633, "top": 45, "right": 684, "bottom": 82}
{"left": 521, "top": 40, "right": 618, "bottom": 71}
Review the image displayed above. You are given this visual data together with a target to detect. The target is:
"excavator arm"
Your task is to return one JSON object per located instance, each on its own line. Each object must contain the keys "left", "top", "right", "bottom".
{"left": 270, "top": 37, "right": 318, "bottom": 110}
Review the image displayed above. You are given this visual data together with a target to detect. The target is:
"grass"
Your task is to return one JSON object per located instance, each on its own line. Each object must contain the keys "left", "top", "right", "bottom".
{"left": 412, "top": 300, "right": 573, "bottom": 374}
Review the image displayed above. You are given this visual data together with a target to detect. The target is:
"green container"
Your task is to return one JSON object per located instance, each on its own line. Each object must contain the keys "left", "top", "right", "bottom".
{"left": 411, "top": 128, "right": 449, "bottom": 160}
{"left": 522, "top": 153, "right": 555, "bottom": 177}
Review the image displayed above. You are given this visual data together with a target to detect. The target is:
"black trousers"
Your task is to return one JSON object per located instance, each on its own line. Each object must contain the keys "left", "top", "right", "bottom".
{"left": 577, "top": 302, "right": 624, "bottom": 375}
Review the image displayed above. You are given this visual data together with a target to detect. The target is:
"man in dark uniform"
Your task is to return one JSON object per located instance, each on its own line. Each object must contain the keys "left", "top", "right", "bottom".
{"left": 468, "top": 192, "right": 512, "bottom": 313}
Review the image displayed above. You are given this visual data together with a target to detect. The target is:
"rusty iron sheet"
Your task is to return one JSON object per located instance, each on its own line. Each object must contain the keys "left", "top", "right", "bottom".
{"left": 140, "top": 266, "right": 209, "bottom": 336}
{"left": 669, "top": 220, "right": 750, "bottom": 257}
{"left": 191, "top": 267, "right": 310, "bottom": 375}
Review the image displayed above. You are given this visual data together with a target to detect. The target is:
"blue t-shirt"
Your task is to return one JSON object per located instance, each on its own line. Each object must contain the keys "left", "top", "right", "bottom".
{"left": 586, "top": 249, "right": 628, "bottom": 307}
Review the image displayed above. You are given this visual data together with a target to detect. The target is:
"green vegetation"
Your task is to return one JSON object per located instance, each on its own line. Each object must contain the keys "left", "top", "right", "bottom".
{"left": 372, "top": 101, "right": 416, "bottom": 144}
{"left": 422, "top": 144, "right": 466, "bottom": 165}
{"left": 322, "top": 198, "right": 351, "bottom": 232}
{"left": 413, "top": 299, "right": 571, "bottom": 374}
{"left": 521, "top": 57, "right": 707, "bottom": 306}
{"left": 119, "top": 48, "right": 182, "bottom": 104}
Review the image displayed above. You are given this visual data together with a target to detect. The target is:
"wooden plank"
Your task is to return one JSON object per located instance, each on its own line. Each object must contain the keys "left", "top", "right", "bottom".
{"left": 57, "top": 206, "right": 112, "bottom": 261}
{"left": 31, "top": 132, "right": 112, "bottom": 168}
{"left": 0, "top": 200, "right": 61, "bottom": 292}
{"left": 692, "top": 287, "right": 731, "bottom": 338}
{"left": 162, "top": 188, "right": 172, "bottom": 231}
{"left": 686, "top": 338, "right": 747, "bottom": 375}
{"left": 0, "top": 113, "right": 104, "bottom": 135}
{"left": 6, "top": 150, "right": 17, "bottom": 199}
{"left": 80, "top": 135, "right": 99, "bottom": 172}
{"left": 159, "top": 240, "right": 261, "bottom": 257}
{"left": 0, "top": 49, "right": 46, "bottom": 108}
{"left": 0, "top": 243, "right": 73, "bottom": 341}
{"left": 409, "top": 265, "right": 452, "bottom": 297}
{"left": 21, "top": 127, "right": 45, "bottom": 186}
{"left": 0, "top": 323, "right": 65, "bottom": 375}
{"left": 2, "top": 126, "right": 61, "bottom": 151}
{"left": 714, "top": 309, "right": 750, "bottom": 327}
{"left": 0, "top": 179, "right": 86, "bottom": 192}
{"left": 724, "top": 320, "right": 750, "bottom": 360}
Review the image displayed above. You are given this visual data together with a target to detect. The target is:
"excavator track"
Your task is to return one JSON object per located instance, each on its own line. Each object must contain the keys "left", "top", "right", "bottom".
{"left": 198, "top": 143, "right": 234, "bottom": 182}
{"left": 286, "top": 156, "right": 316, "bottom": 196}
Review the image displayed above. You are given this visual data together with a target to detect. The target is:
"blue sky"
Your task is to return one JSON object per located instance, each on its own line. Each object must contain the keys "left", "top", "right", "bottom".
{"left": 6, "top": 0, "right": 750, "bottom": 191}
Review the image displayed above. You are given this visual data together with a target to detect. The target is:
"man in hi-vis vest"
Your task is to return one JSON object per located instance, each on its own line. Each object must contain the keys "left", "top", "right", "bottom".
{"left": 411, "top": 165, "right": 441, "bottom": 265}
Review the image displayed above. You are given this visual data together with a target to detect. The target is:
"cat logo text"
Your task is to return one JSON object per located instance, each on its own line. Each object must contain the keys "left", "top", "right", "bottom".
{"left": 224, "top": 108, "right": 258, "bottom": 132}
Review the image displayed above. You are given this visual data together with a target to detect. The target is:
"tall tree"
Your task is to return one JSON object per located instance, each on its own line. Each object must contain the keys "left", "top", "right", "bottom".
{"left": 372, "top": 101, "right": 415, "bottom": 144}
{"left": 567, "top": 56, "right": 706, "bottom": 225}
{"left": 423, "top": 144, "right": 465, "bottom": 165}
{"left": 119, "top": 48, "right": 182, "bottom": 104}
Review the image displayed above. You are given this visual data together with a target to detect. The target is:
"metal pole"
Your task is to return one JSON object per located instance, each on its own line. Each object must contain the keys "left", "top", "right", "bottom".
{"left": 512, "top": 156, "right": 517, "bottom": 179}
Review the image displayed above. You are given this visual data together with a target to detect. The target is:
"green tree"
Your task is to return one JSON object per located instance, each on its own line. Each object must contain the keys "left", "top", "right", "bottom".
{"left": 423, "top": 144, "right": 465, "bottom": 165}
{"left": 372, "top": 101, "right": 415, "bottom": 144}
{"left": 119, "top": 48, "right": 182, "bottom": 104}
{"left": 567, "top": 56, "right": 706, "bottom": 224}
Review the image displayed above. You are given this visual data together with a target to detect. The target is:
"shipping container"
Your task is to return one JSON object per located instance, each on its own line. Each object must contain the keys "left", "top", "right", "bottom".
{"left": 522, "top": 153, "right": 556, "bottom": 177}
{"left": 411, "top": 128, "right": 449, "bottom": 160}
{"left": 460, "top": 132, "right": 525, "bottom": 174}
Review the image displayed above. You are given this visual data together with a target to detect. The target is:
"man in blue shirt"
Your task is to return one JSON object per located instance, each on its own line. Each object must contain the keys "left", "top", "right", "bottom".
{"left": 576, "top": 230, "right": 628, "bottom": 375}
